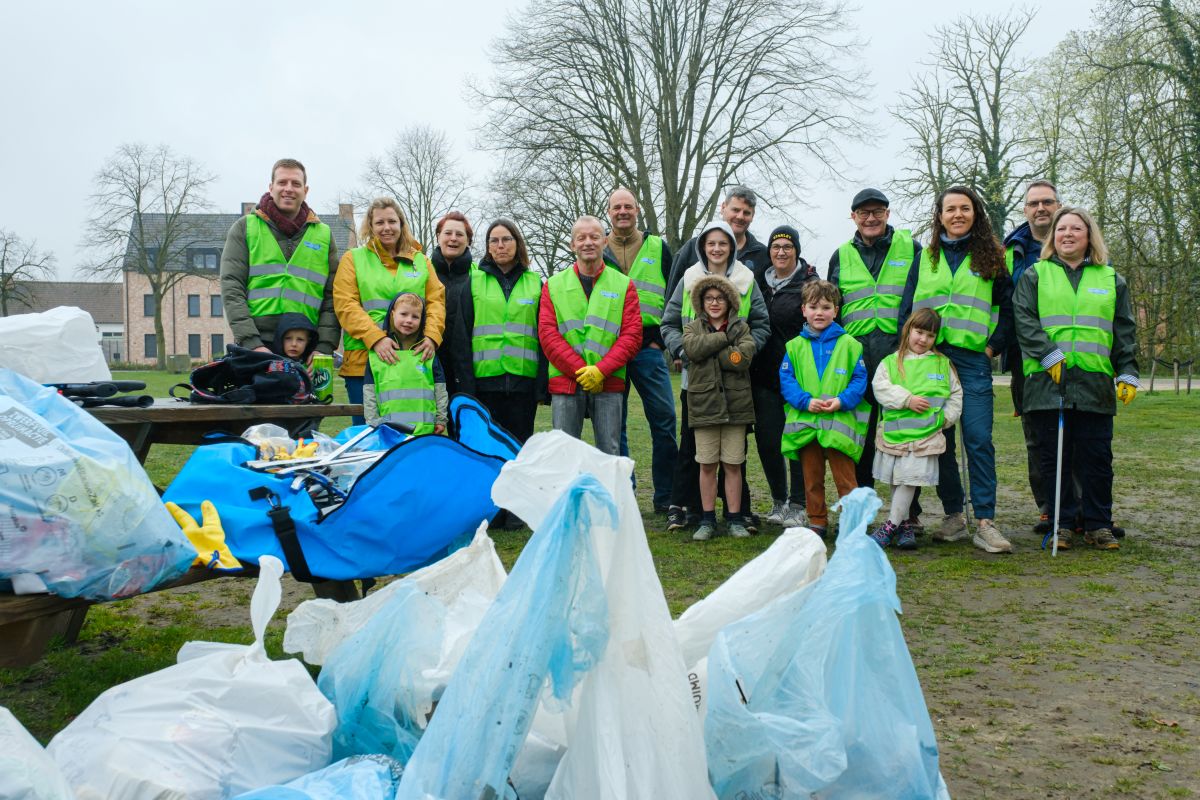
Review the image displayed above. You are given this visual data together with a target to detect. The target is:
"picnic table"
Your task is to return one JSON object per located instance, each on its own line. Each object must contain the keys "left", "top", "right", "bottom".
{"left": 0, "top": 398, "right": 363, "bottom": 668}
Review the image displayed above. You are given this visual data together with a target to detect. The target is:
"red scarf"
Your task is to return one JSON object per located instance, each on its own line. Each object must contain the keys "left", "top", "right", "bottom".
{"left": 257, "top": 191, "right": 313, "bottom": 237}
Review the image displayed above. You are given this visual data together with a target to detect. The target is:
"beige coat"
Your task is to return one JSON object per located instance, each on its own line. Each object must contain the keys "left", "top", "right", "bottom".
{"left": 871, "top": 351, "right": 963, "bottom": 457}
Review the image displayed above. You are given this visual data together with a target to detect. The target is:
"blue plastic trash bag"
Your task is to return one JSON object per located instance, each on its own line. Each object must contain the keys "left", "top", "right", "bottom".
{"left": 234, "top": 754, "right": 404, "bottom": 799}
{"left": 704, "top": 487, "right": 947, "bottom": 799}
{"left": 395, "top": 474, "right": 612, "bottom": 800}
{"left": 0, "top": 368, "right": 193, "bottom": 599}
{"left": 451, "top": 394, "right": 521, "bottom": 461}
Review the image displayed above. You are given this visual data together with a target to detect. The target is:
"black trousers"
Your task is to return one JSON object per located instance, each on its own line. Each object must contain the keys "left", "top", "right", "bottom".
{"left": 1009, "top": 351, "right": 1048, "bottom": 513}
{"left": 1028, "top": 409, "right": 1114, "bottom": 531}
{"left": 670, "top": 388, "right": 752, "bottom": 514}
{"left": 476, "top": 389, "right": 538, "bottom": 443}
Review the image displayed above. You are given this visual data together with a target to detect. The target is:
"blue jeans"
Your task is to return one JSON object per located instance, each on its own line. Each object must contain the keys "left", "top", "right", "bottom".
{"left": 619, "top": 346, "right": 679, "bottom": 507}
{"left": 552, "top": 389, "right": 624, "bottom": 455}
{"left": 343, "top": 375, "right": 366, "bottom": 426}
{"left": 936, "top": 347, "right": 997, "bottom": 519}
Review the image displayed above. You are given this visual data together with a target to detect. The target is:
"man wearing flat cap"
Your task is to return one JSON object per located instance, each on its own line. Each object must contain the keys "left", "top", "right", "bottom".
{"left": 827, "top": 188, "right": 923, "bottom": 496}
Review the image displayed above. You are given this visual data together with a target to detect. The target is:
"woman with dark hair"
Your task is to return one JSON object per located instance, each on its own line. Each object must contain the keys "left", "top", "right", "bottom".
{"left": 431, "top": 211, "right": 476, "bottom": 393}
{"left": 898, "top": 185, "right": 1015, "bottom": 553}
{"left": 451, "top": 218, "right": 544, "bottom": 442}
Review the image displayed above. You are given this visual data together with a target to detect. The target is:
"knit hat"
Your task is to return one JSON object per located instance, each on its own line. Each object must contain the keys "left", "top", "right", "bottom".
{"left": 768, "top": 225, "right": 801, "bottom": 253}
{"left": 850, "top": 188, "right": 889, "bottom": 211}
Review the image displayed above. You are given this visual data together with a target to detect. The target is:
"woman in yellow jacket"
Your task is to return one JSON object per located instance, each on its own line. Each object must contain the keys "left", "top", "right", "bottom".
{"left": 334, "top": 198, "right": 447, "bottom": 424}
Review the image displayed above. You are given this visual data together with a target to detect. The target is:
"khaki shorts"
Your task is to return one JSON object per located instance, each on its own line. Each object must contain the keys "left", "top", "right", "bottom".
{"left": 694, "top": 424, "right": 747, "bottom": 465}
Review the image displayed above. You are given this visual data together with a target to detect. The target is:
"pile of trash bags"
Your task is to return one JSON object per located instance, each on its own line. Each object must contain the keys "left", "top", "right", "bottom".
{"left": 6, "top": 431, "right": 950, "bottom": 799}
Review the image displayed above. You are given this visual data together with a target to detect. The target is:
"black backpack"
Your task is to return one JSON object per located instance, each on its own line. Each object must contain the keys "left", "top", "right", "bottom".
{"left": 170, "top": 345, "right": 316, "bottom": 404}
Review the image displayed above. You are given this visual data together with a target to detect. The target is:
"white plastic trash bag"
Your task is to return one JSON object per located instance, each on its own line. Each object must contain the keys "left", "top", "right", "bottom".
{"left": 47, "top": 556, "right": 337, "bottom": 800}
{"left": 0, "top": 306, "right": 110, "bottom": 383}
{"left": 492, "top": 431, "right": 715, "bottom": 800}
{"left": 0, "top": 706, "right": 75, "bottom": 800}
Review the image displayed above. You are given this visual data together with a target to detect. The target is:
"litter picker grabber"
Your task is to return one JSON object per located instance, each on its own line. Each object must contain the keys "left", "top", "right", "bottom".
{"left": 1042, "top": 370, "right": 1068, "bottom": 556}
{"left": 958, "top": 425, "right": 972, "bottom": 530}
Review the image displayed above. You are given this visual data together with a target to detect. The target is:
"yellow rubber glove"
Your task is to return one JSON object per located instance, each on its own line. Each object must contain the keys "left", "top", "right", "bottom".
{"left": 1116, "top": 382, "right": 1137, "bottom": 405}
{"left": 165, "top": 500, "right": 243, "bottom": 571}
{"left": 1047, "top": 361, "right": 1063, "bottom": 384}
{"left": 575, "top": 364, "right": 605, "bottom": 393}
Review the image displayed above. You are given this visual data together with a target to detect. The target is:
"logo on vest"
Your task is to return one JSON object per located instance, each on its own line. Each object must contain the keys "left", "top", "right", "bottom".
{"left": 1087, "top": 288, "right": 1110, "bottom": 295}
{"left": 303, "top": 241, "right": 323, "bottom": 251}
{"left": 834, "top": 367, "right": 847, "bottom": 375}
{"left": 928, "top": 373, "right": 946, "bottom": 381}
{"left": 888, "top": 259, "right": 907, "bottom": 266}
{"left": 600, "top": 290, "right": 619, "bottom": 299}
{"left": 404, "top": 271, "right": 419, "bottom": 278}
{"left": 517, "top": 298, "right": 535, "bottom": 305}
{"left": 641, "top": 257, "right": 656, "bottom": 265}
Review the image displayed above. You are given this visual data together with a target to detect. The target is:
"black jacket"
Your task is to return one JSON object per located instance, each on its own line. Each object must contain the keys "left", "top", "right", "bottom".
{"left": 751, "top": 259, "right": 818, "bottom": 390}
{"left": 667, "top": 229, "right": 769, "bottom": 300}
{"left": 451, "top": 257, "right": 548, "bottom": 398}
{"left": 602, "top": 230, "right": 674, "bottom": 349}
{"left": 431, "top": 246, "right": 476, "bottom": 394}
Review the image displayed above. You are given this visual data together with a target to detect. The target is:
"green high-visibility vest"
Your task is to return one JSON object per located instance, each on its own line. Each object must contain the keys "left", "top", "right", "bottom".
{"left": 343, "top": 248, "right": 430, "bottom": 352}
{"left": 470, "top": 267, "right": 541, "bottom": 378}
{"left": 1022, "top": 260, "right": 1116, "bottom": 377}
{"left": 546, "top": 266, "right": 631, "bottom": 381}
{"left": 627, "top": 235, "right": 667, "bottom": 325}
{"left": 245, "top": 215, "right": 331, "bottom": 324}
{"left": 681, "top": 275, "right": 753, "bottom": 321}
{"left": 781, "top": 334, "right": 870, "bottom": 461}
{"left": 837, "top": 229, "right": 914, "bottom": 336}
{"left": 879, "top": 352, "right": 952, "bottom": 445}
{"left": 369, "top": 349, "right": 436, "bottom": 434}
{"left": 911, "top": 250, "right": 999, "bottom": 351}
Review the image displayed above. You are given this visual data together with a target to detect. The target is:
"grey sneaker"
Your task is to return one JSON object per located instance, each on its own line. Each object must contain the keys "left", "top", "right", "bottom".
{"left": 781, "top": 503, "right": 809, "bottom": 528}
{"left": 728, "top": 521, "right": 751, "bottom": 538}
{"left": 933, "top": 512, "right": 968, "bottom": 542}
{"left": 765, "top": 500, "right": 788, "bottom": 525}
{"left": 692, "top": 521, "right": 716, "bottom": 541}
{"left": 973, "top": 518, "right": 1014, "bottom": 553}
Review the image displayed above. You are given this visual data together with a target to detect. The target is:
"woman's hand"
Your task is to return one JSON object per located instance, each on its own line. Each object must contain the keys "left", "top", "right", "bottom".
{"left": 907, "top": 394, "right": 931, "bottom": 412}
{"left": 412, "top": 337, "right": 436, "bottom": 361}
{"left": 372, "top": 337, "right": 399, "bottom": 365}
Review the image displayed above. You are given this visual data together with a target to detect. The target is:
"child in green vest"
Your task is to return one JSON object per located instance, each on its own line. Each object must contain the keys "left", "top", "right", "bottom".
{"left": 869, "top": 308, "right": 962, "bottom": 549}
{"left": 682, "top": 275, "right": 757, "bottom": 540}
{"left": 363, "top": 292, "right": 448, "bottom": 434}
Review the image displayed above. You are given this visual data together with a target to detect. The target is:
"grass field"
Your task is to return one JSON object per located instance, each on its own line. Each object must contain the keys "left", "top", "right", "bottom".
{"left": 3, "top": 371, "right": 1198, "bottom": 797}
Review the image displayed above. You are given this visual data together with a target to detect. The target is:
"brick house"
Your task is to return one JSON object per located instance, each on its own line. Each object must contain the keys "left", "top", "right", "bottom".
{"left": 124, "top": 204, "right": 357, "bottom": 364}
{"left": 10, "top": 281, "right": 124, "bottom": 361}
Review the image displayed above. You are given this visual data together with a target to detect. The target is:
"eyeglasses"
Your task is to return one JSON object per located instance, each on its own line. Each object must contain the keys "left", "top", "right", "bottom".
{"left": 703, "top": 295, "right": 727, "bottom": 304}
{"left": 854, "top": 208, "right": 888, "bottom": 220}
{"left": 489, "top": 235, "right": 515, "bottom": 245}
{"left": 1025, "top": 199, "right": 1058, "bottom": 208}
{"left": 769, "top": 243, "right": 795, "bottom": 252}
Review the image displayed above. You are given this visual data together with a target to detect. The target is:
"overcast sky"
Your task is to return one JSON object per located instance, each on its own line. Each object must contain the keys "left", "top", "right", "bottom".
{"left": 1, "top": 0, "right": 1098, "bottom": 280}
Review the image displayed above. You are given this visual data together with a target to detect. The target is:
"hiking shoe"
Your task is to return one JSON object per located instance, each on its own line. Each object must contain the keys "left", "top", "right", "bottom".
{"left": 903, "top": 516, "right": 925, "bottom": 537}
{"left": 933, "top": 512, "right": 968, "bottom": 542}
{"left": 728, "top": 521, "right": 751, "bottom": 538}
{"left": 765, "top": 500, "right": 788, "bottom": 524}
{"left": 895, "top": 522, "right": 918, "bottom": 550}
{"left": 692, "top": 521, "right": 716, "bottom": 541}
{"left": 1084, "top": 528, "right": 1120, "bottom": 550}
{"left": 782, "top": 503, "right": 809, "bottom": 528}
{"left": 973, "top": 519, "right": 1014, "bottom": 554}
{"left": 1053, "top": 528, "right": 1073, "bottom": 550}
{"left": 666, "top": 506, "right": 688, "bottom": 531}
{"left": 1033, "top": 513, "right": 1052, "bottom": 534}
{"left": 869, "top": 521, "right": 897, "bottom": 548}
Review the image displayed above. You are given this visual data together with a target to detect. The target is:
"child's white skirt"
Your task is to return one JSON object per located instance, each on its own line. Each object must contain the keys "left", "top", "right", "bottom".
{"left": 872, "top": 451, "right": 939, "bottom": 486}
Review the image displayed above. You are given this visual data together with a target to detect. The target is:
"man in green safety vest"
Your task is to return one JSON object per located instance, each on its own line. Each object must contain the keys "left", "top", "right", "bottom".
{"left": 828, "top": 188, "right": 923, "bottom": 495}
{"left": 603, "top": 188, "right": 678, "bottom": 512}
{"left": 538, "top": 215, "right": 643, "bottom": 455}
{"left": 220, "top": 158, "right": 340, "bottom": 362}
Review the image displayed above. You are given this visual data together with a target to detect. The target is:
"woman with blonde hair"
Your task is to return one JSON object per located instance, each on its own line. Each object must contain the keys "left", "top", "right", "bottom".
{"left": 1014, "top": 206, "right": 1139, "bottom": 551}
{"left": 334, "top": 198, "right": 446, "bottom": 424}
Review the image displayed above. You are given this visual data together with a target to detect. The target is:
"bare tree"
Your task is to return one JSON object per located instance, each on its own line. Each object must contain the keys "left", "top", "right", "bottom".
{"left": 82, "top": 143, "right": 216, "bottom": 369}
{"left": 473, "top": 0, "right": 864, "bottom": 247}
{"left": 360, "top": 125, "right": 475, "bottom": 251}
{"left": 891, "top": 10, "right": 1043, "bottom": 238}
{"left": 0, "top": 231, "right": 56, "bottom": 316}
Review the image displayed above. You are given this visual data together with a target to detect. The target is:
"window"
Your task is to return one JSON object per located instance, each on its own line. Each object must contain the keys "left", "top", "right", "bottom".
{"left": 188, "top": 334, "right": 201, "bottom": 358}
{"left": 211, "top": 333, "right": 225, "bottom": 357}
{"left": 187, "top": 294, "right": 200, "bottom": 317}
{"left": 210, "top": 295, "right": 223, "bottom": 317}
{"left": 144, "top": 334, "right": 157, "bottom": 359}
{"left": 143, "top": 294, "right": 155, "bottom": 316}
{"left": 191, "top": 250, "right": 219, "bottom": 270}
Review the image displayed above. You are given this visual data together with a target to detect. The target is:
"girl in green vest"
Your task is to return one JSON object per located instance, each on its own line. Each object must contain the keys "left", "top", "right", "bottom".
{"left": 869, "top": 308, "right": 962, "bottom": 550}
{"left": 362, "top": 292, "right": 448, "bottom": 434}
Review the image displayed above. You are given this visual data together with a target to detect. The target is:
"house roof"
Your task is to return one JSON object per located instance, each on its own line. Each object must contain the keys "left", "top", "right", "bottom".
{"left": 122, "top": 210, "right": 356, "bottom": 272}
{"left": 9, "top": 281, "right": 123, "bottom": 323}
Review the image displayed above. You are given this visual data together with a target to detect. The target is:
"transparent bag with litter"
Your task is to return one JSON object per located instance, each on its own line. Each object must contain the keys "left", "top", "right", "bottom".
{"left": 233, "top": 755, "right": 404, "bottom": 800}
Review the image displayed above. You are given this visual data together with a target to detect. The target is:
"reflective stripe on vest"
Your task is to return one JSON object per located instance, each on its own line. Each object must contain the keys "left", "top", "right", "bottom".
{"left": 626, "top": 235, "right": 667, "bottom": 325}
{"left": 837, "top": 229, "right": 913, "bottom": 336}
{"left": 470, "top": 267, "right": 541, "bottom": 378}
{"left": 880, "top": 352, "right": 952, "bottom": 444}
{"left": 1022, "top": 260, "right": 1116, "bottom": 377}
{"left": 245, "top": 215, "right": 331, "bottom": 324}
{"left": 343, "top": 248, "right": 430, "bottom": 351}
{"left": 912, "top": 250, "right": 998, "bottom": 351}
{"left": 780, "top": 334, "right": 868, "bottom": 461}
{"left": 369, "top": 349, "right": 436, "bottom": 434}
{"left": 546, "top": 266, "right": 631, "bottom": 381}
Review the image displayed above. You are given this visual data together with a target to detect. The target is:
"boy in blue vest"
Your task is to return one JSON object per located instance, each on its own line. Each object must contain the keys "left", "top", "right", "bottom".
{"left": 779, "top": 280, "right": 868, "bottom": 538}
{"left": 364, "top": 292, "right": 448, "bottom": 433}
